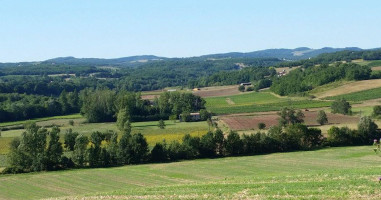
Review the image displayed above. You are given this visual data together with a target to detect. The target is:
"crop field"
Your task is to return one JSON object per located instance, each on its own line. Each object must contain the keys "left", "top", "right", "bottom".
{"left": 325, "top": 87, "right": 381, "bottom": 102}
{"left": 206, "top": 91, "right": 331, "bottom": 114}
{"left": 0, "top": 146, "right": 380, "bottom": 199}
{"left": 0, "top": 119, "right": 209, "bottom": 155}
{"left": 221, "top": 111, "right": 359, "bottom": 131}
{"left": 314, "top": 79, "right": 381, "bottom": 99}
{"left": 192, "top": 85, "right": 241, "bottom": 98}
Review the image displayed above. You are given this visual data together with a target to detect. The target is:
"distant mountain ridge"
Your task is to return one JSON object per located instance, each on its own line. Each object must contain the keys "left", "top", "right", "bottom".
{"left": 44, "top": 55, "right": 165, "bottom": 66}
{"left": 0, "top": 47, "right": 375, "bottom": 66}
{"left": 200, "top": 47, "right": 363, "bottom": 60}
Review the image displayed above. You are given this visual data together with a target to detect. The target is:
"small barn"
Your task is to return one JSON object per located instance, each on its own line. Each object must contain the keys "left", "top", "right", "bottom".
{"left": 240, "top": 82, "right": 252, "bottom": 86}
{"left": 190, "top": 112, "right": 201, "bottom": 121}
{"left": 179, "top": 112, "right": 201, "bottom": 122}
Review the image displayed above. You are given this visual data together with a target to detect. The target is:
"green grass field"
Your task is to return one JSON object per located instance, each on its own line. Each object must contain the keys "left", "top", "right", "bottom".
{"left": 205, "top": 92, "right": 331, "bottom": 114}
{"left": 324, "top": 87, "right": 381, "bottom": 102}
{"left": 0, "top": 113, "right": 83, "bottom": 127}
{"left": 0, "top": 119, "right": 209, "bottom": 155}
{"left": 0, "top": 146, "right": 380, "bottom": 199}
{"left": 352, "top": 106, "right": 375, "bottom": 117}
{"left": 368, "top": 60, "right": 381, "bottom": 67}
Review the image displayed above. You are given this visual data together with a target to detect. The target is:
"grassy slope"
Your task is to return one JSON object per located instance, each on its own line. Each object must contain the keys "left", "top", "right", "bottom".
{"left": 0, "top": 113, "right": 82, "bottom": 127}
{"left": 325, "top": 87, "right": 381, "bottom": 102}
{"left": 313, "top": 79, "right": 381, "bottom": 99}
{"left": 0, "top": 146, "right": 380, "bottom": 199}
{"left": 205, "top": 92, "right": 330, "bottom": 114}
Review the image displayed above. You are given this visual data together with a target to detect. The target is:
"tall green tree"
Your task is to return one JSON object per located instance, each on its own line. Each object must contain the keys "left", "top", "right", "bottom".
{"left": 358, "top": 116, "right": 379, "bottom": 143}
{"left": 72, "top": 135, "right": 89, "bottom": 167}
{"left": 225, "top": 131, "right": 243, "bottom": 156}
{"left": 46, "top": 126, "right": 63, "bottom": 170}
{"left": 316, "top": 110, "right": 328, "bottom": 125}
{"left": 64, "top": 129, "right": 79, "bottom": 151}
{"left": 278, "top": 107, "right": 305, "bottom": 126}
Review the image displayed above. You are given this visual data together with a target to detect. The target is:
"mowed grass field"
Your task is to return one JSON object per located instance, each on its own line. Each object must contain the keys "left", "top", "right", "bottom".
{"left": 0, "top": 146, "right": 380, "bottom": 199}
{"left": 205, "top": 91, "right": 331, "bottom": 114}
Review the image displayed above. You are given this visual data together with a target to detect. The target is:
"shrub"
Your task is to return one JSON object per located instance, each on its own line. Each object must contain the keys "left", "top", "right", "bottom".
{"left": 373, "top": 105, "right": 381, "bottom": 118}
{"left": 316, "top": 110, "right": 328, "bottom": 125}
{"left": 238, "top": 85, "right": 245, "bottom": 92}
{"left": 199, "top": 109, "right": 212, "bottom": 121}
{"left": 258, "top": 122, "right": 266, "bottom": 130}
{"left": 158, "top": 119, "right": 166, "bottom": 129}
{"left": 246, "top": 86, "right": 255, "bottom": 92}
{"left": 331, "top": 99, "right": 351, "bottom": 115}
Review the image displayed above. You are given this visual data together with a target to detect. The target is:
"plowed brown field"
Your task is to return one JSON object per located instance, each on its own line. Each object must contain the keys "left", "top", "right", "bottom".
{"left": 222, "top": 111, "right": 359, "bottom": 130}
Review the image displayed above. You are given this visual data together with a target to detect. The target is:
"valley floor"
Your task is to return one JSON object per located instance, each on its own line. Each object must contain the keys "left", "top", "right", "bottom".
{"left": 0, "top": 146, "right": 380, "bottom": 199}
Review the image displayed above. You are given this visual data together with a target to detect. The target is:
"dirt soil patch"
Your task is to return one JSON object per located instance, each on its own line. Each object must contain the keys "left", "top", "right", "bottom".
{"left": 371, "top": 66, "right": 381, "bottom": 71}
{"left": 193, "top": 86, "right": 241, "bottom": 98}
{"left": 221, "top": 111, "right": 359, "bottom": 131}
{"left": 141, "top": 95, "right": 159, "bottom": 100}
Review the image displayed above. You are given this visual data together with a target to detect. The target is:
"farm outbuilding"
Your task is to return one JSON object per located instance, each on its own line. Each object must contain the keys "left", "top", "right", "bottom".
{"left": 240, "top": 82, "right": 252, "bottom": 86}
{"left": 179, "top": 112, "right": 201, "bottom": 122}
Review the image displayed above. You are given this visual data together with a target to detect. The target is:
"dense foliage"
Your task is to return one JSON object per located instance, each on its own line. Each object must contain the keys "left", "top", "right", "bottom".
{"left": 271, "top": 63, "right": 371, "bottom": 95}
{"left": 0, "top": 91, "right": 80, "bottom": 122}
{"left": 80, "top": 90, "right": 206, "bottom": 123}
{"left": 331, "top": 99, "right": 352, "bottom": 115}
{"left": 5, "top": 110, "right": 380, "bottom": 174}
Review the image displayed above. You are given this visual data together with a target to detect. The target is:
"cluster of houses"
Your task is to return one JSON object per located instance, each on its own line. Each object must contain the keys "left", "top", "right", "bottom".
{"left": 277, "top": 69, "right": 287, "bottom": 77}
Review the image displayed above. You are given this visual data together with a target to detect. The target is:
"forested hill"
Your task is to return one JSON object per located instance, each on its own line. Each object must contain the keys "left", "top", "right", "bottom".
{"left": 0, "top": 47, "right": 370, "bottom": 68}
{"left": 43, "top": 55, "right": 166, "bottom": 67}
{"left": 199, "top": 47, "right": 363, "bottom": 60}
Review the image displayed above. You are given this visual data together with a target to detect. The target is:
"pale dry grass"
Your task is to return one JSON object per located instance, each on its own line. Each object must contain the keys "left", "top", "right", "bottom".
{"left": 225, "top": 98, "right": 235, "bottom": 105}
{"left": 275, "top": 66, "right": 300, "bottom": 74}
{"left": 315, "top": 79, "right": 381, "bottom": 99}
{"left": 371, "top": 66, "right": 381, "bottom": 71}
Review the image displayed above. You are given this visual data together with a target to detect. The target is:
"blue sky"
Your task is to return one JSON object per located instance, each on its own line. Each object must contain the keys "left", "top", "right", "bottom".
{"left": 1, "top": 0, "right": 381, "bottom": 62}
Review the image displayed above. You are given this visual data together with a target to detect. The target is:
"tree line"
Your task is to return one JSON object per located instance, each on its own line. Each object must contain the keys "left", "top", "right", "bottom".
{"left": 0, "top": 91, "right": 80, "bottom": 122}
{"left": 0, "top": 89, "right": 208, "bottom": 123}
{"left": 80, "top": 90, "right": 206, "bottom": 123}
{"left": 4, "top": 107, "right": 380, "bottom": 174}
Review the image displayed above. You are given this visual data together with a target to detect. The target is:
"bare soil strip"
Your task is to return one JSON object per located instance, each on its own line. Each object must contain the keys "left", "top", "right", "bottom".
{"left": 221, "top": 111, "right": 359, "bottom": 131}
{"left": 193, "top": 86, "right": 241, "bottom": 98}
